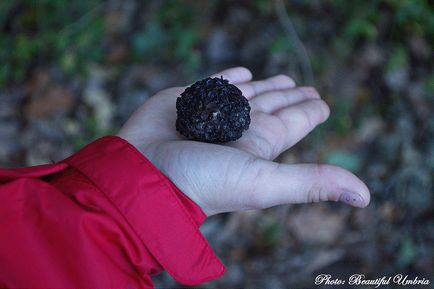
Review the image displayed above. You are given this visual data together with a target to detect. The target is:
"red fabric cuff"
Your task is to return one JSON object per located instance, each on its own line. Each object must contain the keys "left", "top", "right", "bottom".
{"left": 61, "top": 136, "right": 225, "bottom": 285}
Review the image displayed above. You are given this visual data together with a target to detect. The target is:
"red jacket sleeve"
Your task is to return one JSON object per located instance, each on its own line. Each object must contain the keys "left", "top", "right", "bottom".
{"left": 0, "top": 136, "right": 225, "bottom": 288}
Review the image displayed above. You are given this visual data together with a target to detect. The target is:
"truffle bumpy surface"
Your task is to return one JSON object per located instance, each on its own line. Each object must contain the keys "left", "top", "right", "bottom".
{"left": 176, "top": 76, "right": 251, "bottom": 143}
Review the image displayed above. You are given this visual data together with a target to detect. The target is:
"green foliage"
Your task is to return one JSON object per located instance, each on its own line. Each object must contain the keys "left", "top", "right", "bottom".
{"left": 72, "top": 114, "right": 117, "bottom": 150}
{"left": 0, "top": 0, "right": 104, "bottom": 86}
{"left": 2, "top": 0, "right": 431, "bottom": 87}
{"left": 159, "top": 2, "right": 203, "bottom": 77}
{"left": 131, "top": 1, "right": 210, "bottom": 79}
{"left": 386, "top": 46, "right": 408, "bottom": 72}
{"left": 262, "top": 222, "right": 284, "bottom": 249}
{"left": 326, "top": 97, "right": 353, "bottom": 136}
{"left": 344, "top": 18, "right": 378, "bottom": 41}
{"left": 132, "top": 22, "right": 168, "bottom": 61}
{"left": 330, "top": 0, "right": 434, "bottom": 50}
{"left": 251, "top": 0, "right": 274, "bottom": 15}
{"left": 397, "top": 236, "right": 418, "bottom": 268}
{"left": 326, "top": 150, "right": 361, "bottom": 173}
{"left": 270, "top": 34, "right": 294, "bottom": 55}
{"left": 423, "top": 72, "right": 434, "bottom": 96}
{"left": 386, "top": 0, "right": 434, "bottom": 38}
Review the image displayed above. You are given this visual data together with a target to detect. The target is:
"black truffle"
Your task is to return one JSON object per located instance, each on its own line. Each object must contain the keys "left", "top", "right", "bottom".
{"left": 176, "top": 76, "right": 251, "bottom": 143}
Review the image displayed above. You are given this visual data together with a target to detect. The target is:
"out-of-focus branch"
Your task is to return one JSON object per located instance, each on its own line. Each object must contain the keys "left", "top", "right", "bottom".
{"left": 274, "top": 0, "right": 314, "bottom": 85}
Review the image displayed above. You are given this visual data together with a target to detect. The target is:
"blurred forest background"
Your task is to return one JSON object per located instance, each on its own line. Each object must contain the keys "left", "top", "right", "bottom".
{"left": 0, "top": 0, "right": 433, "bottom": 288}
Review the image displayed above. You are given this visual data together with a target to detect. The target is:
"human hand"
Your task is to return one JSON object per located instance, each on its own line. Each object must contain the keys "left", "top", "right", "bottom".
{"left": 118, "top": 67, "right": 370, "bottom": 216}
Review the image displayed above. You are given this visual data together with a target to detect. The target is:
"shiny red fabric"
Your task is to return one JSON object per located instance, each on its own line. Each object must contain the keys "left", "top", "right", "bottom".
{"left": 0, "top": 136, "right": 225, "bottom": 288}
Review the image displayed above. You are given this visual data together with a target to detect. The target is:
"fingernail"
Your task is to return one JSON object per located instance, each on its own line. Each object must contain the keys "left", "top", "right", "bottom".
{"left": 339, "top": 192, "right": 364, "bottom": 207}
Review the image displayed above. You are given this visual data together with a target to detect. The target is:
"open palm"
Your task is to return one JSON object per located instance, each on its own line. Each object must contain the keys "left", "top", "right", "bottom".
{"left": 118, "top": 67, "right": 370, "bottom": 216}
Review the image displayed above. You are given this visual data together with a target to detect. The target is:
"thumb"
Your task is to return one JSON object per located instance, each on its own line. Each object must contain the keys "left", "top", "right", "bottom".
{"left": 245, "top": 160, "right": 370, "bottom": 209}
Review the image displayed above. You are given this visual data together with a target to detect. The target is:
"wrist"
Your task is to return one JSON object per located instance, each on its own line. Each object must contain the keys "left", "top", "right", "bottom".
{"left": 116, "top": 132, "right": 148, "bottom": 156}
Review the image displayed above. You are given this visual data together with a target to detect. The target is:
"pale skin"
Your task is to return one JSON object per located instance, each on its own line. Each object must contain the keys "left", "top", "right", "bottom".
{"left": 118, "top": 67, "right": 370, "bottom": 216}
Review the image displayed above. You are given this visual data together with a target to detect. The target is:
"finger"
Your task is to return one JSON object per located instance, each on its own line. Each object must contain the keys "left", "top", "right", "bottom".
{"left": 161, "top": 67, "right": 253, "bottom": 99}
{"left": 211, "top": 66, "right": 253, "bottom": 84}
{"left": 230, "top": 99, "right": 329, "bottom": 160}
{"left": 236, "top": 74, "right": 296, "bottom": 99}
{"left": 244, "top": 161, "right": 370, "bottom": 209}
{"left": 252, "top": 86, "right": 320, "bottom": 114}
{"left": 274, "top": 98, "right": 330, "bottom": 149}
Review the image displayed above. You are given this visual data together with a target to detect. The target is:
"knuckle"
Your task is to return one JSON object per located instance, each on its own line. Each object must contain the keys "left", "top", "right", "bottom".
{"left": 306, "top": 164, "right": 339, "bottom": 203}
{"left": 306, "top": 166, "right": 326, "bottom": 203}
{"left": 240, "top": 84, "right": 255, "bottom": 98}
{"left": 296, "top": 106, "right": 314, "bottom": 129}
{"left": 275, "top": 74, "right": 295, "bottom": 85}
{"left": 237, "top": 66, "right": 252, "bottom": 77}
{"left": 313, "top": 163, "right": 329, "bottom": 179}
{"left": 298, "top": 86, "right": 319, "bottom": 98}
{"left": 277, "top": 90, "right": 290, "bottom": 105}
{"left": 307, "top": 184, "right": 326, "bottom": 203}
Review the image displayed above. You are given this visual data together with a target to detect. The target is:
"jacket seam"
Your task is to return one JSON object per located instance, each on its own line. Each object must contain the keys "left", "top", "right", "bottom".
{"left": 112, "top": 137, "right": 225, "bottom": 283}
{"left": 59, "top": 161, "right": 152, "bottom": 284}
{"left": 64, "top": 137, "right": 224, "bottom": 284}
